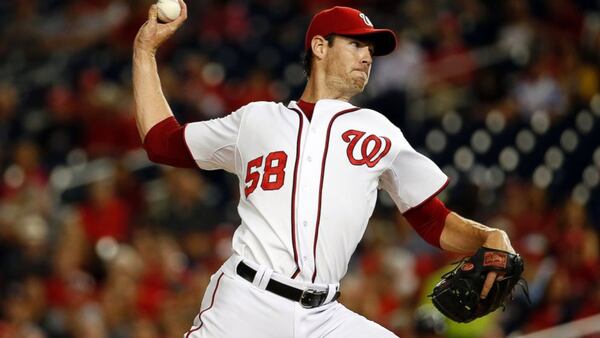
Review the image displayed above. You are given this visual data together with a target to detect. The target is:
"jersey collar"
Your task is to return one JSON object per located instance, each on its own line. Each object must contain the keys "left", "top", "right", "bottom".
{"left": 288, "top": 99, "right": 357, "bottom": 115}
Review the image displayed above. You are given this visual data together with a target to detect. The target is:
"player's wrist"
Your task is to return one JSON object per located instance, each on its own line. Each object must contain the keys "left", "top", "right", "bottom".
{"left": 134, "top": 45, "right": 157, "bottom": 59}
{"left": 481, "top": 229, "right": 515, "bottom": 254}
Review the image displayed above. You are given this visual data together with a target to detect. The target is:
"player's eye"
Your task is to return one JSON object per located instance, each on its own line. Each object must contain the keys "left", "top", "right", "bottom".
{"left": 350, "top": 40, "right": 374, "bottom": 55}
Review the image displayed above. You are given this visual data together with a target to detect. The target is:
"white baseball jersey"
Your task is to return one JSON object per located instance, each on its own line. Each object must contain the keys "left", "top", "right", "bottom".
{"left": 184, "top": 99, "right": 447, "bottom": 284}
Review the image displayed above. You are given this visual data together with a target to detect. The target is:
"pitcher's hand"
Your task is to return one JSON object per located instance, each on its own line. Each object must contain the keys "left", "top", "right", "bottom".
{"left": 134, "top": 0, "right": 187, "bottom": 55}
{"left": 480, "top": 230, "right": 514, "bottom": 299}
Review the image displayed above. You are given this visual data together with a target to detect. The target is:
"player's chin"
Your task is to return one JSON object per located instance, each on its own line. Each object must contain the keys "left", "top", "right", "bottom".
{"left": 350, "top": 74, "right": 368, "bottom": 89}
{"left": 351, "top": 78, "right": 368, "bottom": 92}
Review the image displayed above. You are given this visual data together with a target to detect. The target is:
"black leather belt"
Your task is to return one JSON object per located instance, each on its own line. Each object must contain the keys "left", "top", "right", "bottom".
{"left": 236, "top": 261, "right": 340, "bottom": 308}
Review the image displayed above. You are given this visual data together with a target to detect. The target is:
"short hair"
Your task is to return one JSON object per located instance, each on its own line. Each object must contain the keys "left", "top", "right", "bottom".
{"left": 302, "top": 35, "right": 336, "bottom": 78}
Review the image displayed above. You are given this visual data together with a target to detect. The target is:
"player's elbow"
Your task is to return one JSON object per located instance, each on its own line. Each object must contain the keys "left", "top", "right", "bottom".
{"left": 144, "top": 147, "right": 167, "bottom": 165}
{"left": 143, "top": 117, "right": 197, "bottom": 168}
{"left": 403, "top": 197, "right": 450, "bottom": 249}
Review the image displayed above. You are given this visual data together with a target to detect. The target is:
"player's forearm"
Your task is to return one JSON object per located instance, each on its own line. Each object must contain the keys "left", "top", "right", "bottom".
{"left": 439, "top": 212, "right": 515, "bottom": 254}
{"left": 132, "top": 48, "right": 174, "bottom": 140}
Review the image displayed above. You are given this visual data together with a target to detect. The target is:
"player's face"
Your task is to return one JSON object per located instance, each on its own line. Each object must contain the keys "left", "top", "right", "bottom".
{"left": 323, "top": 36, "right": 374, "bottom": 96}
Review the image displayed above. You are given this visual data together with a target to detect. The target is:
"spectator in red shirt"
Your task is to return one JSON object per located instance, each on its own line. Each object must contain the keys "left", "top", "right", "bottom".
{"left": 79, "top": 177, "right": 132, "bottom": 244}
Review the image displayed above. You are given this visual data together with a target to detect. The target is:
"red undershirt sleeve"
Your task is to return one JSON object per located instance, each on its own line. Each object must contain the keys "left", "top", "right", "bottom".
{"left": 402, "top": 197, "right": 450, "bottom": 248}
{"left": 142, "top": 116, "right": 197, "bottom": 168}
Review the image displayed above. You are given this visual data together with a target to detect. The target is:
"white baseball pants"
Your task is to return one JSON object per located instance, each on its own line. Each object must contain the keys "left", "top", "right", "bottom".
{"left": 183, "top": 255, "right": 398, "bottom": 338}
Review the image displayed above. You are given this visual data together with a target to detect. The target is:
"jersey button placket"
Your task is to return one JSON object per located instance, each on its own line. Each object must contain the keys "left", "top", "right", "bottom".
{"left": 296, "top": 111, "right": 325, "bottom": 280}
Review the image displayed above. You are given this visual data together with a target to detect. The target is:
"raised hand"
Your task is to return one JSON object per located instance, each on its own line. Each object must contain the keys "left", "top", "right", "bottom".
{"left": 133, "top": 0, "right": 188, "bottom": 55}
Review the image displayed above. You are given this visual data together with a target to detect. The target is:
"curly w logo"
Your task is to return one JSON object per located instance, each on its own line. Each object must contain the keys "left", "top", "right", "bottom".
{"left": 342, "top": 130, "right": 392, "bottom": 168}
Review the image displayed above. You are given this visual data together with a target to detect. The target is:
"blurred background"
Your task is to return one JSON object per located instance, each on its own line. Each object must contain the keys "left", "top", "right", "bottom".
{"left": 0, "top": 0, "right": 599, "bottom": 337}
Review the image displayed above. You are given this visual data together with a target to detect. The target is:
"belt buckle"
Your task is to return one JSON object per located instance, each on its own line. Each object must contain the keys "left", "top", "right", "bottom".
{"left": 300, "top": 288, "right": 327, "bottom": 308}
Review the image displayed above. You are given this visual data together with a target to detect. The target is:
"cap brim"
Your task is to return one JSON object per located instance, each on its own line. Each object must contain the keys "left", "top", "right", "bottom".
{"left": 337, "top": 28, "right": 397, "bottom": 56}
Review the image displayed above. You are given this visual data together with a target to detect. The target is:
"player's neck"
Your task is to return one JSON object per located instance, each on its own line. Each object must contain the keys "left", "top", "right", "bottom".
{"left": 300, "top": 74, "right": 353, "bottom": 103}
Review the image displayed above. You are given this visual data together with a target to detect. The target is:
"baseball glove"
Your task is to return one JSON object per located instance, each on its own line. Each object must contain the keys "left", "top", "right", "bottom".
{"left": 429, "top": 247, "right": 527, "bottom": 323}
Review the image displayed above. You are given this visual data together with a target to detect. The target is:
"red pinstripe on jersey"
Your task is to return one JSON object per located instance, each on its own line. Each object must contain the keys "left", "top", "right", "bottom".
{"left": 184, "top": 272, "right": 225, "bottom": 338}
{"left": 289, "top": 108, "right": 304, "bottom": 278}
{"left": 312, "top": 107, "right": 361, "bottom": 283}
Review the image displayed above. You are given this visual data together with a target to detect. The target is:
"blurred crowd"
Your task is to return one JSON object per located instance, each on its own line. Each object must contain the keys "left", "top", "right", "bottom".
{"left": 0, "top": 0, "right": 599, "bottom": 337}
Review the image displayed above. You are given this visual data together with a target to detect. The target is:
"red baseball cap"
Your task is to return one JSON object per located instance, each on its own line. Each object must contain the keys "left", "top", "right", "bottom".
{"left": 305, "top": 6, "right": 397, "bottom": 56}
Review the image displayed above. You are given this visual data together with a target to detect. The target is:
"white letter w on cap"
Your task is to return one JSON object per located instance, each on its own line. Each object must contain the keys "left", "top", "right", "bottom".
{"left": 359, "top": 13, "right": 373, "bottom": 27}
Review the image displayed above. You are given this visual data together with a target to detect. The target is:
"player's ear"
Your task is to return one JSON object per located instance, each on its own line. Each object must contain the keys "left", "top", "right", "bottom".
{"left": 311, "top": 35, "right": 328, "bottom": 60}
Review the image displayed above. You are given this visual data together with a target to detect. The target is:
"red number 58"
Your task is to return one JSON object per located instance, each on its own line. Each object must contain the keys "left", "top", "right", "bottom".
{"left": 245, "top": 151, "right": 288, "bottom": 197}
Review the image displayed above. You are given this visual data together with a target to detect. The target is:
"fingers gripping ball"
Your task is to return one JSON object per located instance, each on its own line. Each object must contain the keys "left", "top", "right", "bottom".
{"left": 157, "top": 0, "right": 181, "bottom": 23}
{"left": 429, "top": 247, "right": 527, "bottom": 323}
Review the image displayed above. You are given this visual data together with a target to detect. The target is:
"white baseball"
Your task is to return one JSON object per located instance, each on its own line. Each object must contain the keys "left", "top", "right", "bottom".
{"left": 157, "top": 0, "right": 181, "bottom": 23}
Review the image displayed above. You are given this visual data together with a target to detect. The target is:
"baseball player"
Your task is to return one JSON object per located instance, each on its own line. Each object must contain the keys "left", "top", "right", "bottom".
{"left": 133, "top": 2, "right": 517, "bottom": 337}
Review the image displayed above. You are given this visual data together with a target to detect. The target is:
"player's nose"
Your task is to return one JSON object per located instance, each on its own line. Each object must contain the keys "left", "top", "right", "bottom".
{"left": 360, "top": 47, "right": 372, "bottom": 66}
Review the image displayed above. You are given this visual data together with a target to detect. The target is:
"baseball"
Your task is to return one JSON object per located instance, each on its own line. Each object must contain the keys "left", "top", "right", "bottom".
{"left": 157, "top": 0, "right": 181, "bottom": 23}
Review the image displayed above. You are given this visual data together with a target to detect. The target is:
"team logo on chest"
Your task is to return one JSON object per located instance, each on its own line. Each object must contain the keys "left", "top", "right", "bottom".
{"left": 341, "top": 130, "right": 391, "bottom": 168}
